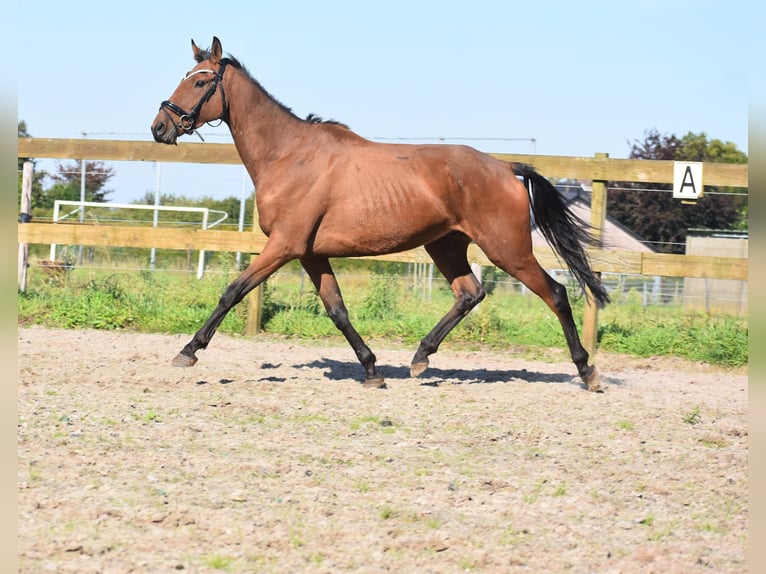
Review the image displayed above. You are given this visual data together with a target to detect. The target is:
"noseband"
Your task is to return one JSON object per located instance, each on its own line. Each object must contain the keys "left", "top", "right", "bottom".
{"left": 159, "top": 58, "right": 230, "bottom": 141}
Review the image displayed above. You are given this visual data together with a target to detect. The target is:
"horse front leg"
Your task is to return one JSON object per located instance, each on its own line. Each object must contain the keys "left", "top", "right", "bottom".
{"left": 410, "top": 273, "right": 485, "bottom": 377}
{"left": 410, "top": 234, "right": 485, "bottom": 377}
{"left": 172, "top": 239, "right": 295, "bottom": 367}
{"left": 300, "top": 257, "right": 385, "bottom": 388}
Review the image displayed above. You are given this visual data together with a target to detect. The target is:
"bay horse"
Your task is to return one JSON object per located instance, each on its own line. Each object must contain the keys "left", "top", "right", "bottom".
{"left": 151, "top": 37, "right": 610, "bottom": 391}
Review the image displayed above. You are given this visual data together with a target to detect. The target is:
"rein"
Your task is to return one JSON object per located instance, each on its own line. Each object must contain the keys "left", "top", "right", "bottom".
{"left": 159, "top": 58, "right": 230, "bottom": 141}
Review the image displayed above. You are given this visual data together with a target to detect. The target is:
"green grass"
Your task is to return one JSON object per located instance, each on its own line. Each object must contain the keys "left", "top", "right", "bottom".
{"left": 17, "top": 262, "right": 747, "bottom": 368}
{"left": 200, "top": 554, "right": 236, "bottom": 570}
{"left": 18, "top": 266, "right": 247, "bottom": 335}
{"left": 617, "top": 420, "right": 634, "bottom": 431}
{"left": 597, "top": 310, "right": 747, "bottom": 368}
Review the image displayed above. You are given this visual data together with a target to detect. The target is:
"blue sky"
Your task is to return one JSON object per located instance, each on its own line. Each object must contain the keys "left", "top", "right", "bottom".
{"left": 17, "top": 0, "right": 750, "bottom": 204}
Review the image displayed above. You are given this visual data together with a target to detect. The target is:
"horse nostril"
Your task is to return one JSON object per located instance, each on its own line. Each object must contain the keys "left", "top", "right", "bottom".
{"left": 154, "top": 121, "right": 166, "bottom": 135}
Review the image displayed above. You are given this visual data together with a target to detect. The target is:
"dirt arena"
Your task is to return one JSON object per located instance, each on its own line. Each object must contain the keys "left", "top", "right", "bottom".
{"left": 18, "top": 326, "right": 747, "bottom": 573}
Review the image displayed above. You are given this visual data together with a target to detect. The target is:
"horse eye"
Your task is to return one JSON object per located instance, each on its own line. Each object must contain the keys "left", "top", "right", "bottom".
{"left": 195, "top": 80, "right": 206, "bottom": 88}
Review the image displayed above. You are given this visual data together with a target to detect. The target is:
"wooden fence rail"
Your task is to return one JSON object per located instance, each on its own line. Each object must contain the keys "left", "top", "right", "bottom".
{"left": 18, "top": 138, "right": 749, "bottom": 351}
{"left": 16, "top": 222, "right": 748, "bottom": 281}
{"left": 17, "top": 138, "right": 749, "bottom": 187}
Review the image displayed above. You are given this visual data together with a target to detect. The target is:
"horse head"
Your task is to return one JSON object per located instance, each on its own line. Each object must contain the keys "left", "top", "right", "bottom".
{"left": 151, "top": 37, "right": 229, "bottom": 144}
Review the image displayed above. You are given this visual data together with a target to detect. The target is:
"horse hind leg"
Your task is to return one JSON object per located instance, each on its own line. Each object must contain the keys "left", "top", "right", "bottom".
{"left": 502, "top": 255, "right": 603, "bottom": 391}
{"left": 410, "top": 234, "right": 486, "bottom": 377}
{"left": 300, "top": 257, "right": 385, "bottom": 388}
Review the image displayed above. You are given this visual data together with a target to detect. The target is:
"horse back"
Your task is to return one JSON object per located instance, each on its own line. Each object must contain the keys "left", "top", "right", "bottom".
{"left": 257, "top": 134, "right": 530, "bottom": 257}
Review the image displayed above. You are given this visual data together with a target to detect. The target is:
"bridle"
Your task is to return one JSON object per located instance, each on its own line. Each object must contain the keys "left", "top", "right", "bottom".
{"left": 159, "top": 58, "right": 230, "bottom": 141}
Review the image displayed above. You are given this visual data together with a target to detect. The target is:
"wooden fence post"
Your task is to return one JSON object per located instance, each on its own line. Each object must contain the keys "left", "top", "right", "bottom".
{"left": 581, "top": 152, "right": 608, "bottom": 355}
{"left": 245, "top": 284, "right": 263, "bottom": 336}
{"left": 245, "top": 210, "right": 263, "bottom": 336}
{"left": 470, "top": 262, "right": 482, "bottom": 313}
{"left": 18, "top": 161, "right": 33, "bottom": 292}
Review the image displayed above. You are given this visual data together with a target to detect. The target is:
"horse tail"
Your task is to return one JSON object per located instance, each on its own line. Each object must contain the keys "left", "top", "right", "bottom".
{"left": 513, "top": 163, "right": 610, "bottom": 308}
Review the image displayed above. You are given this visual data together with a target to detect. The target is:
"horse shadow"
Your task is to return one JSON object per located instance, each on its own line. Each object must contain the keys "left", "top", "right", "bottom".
{"left": 291, "top": 357, "right": 626, "bottom": 388}
{"left": 196, "top": 357, "right": 625, "bottom": 388}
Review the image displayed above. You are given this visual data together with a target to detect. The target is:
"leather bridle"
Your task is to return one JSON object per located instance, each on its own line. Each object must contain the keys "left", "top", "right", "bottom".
{"left": 159, "top": 58, "right": 230, "bottom": 141}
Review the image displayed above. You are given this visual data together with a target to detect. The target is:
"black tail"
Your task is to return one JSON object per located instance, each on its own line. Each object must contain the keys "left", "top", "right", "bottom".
{"left": 513, "top": 163, "right": 610, "bottom": 308}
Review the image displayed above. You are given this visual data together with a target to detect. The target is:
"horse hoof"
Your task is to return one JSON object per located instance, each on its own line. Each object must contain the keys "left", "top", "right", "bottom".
{"left": 583, "top": 366, "right": 604, "bottom": 392}
{"left": 171, "top": 353, "right": 197, "bottom": 368}
{"left": 362, "top": 374, "right": 387, "bottom": 389}
{"left": 410, "top": 361, "right": 429, "bottom": 378}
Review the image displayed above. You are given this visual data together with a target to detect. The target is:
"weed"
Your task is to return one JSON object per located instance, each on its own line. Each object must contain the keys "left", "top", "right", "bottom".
{"left": 425, "top": 516, "right": 441, "bottom": 529}
{"left": 291, "top": 413, "right": 330, "bottom": 424}
{"left": 701, "top": 522, "right": 723, "bottom": 533}
{"left": 683, "top": 406, "right": 702, "bottom": 425}
{"left": 499, "top": 525, "right": 529, "bottom": 546}
{"left": 350, "top": 414, "right": 387, "bottom": 431}
{"left": 617, "top": 420, "right": 634, "bottom": 431}
{"left": 132, "top": 409, "right": 162, "bottom": 423}
{"left": 649, "top": 525, "right": 674, "bottom": 541}
{"left": 699, "top": 435, "right": 729, "bottom": 448}
{"left": 523, "top": 480, "right": 546, "bottom": 504}
{"left": 356, "top": 480, "right": 371, "bottom": 493}
{"left": 27, "top": 463, "right": 41, "bottom": 483}
{"left": 237, "top": 414, "right": 266, "bottom": 425}
{"left": 289, "top": 531, "right": 305, "bottom": 548}
{"left": 201, "top": 554, "right": 235, "bottom": 570}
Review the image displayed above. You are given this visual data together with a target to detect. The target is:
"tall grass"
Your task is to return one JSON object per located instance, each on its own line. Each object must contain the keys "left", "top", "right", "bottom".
{"left": 17, "top": 263, "right": 747, "bottom": 368}
{"left": 18, "top": 263, "right": 247, "bottom": 335}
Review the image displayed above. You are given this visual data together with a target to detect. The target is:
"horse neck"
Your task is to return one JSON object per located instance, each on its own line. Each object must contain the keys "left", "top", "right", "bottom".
{"left": 223, "top": 69, "right": 306, "bottom": 180}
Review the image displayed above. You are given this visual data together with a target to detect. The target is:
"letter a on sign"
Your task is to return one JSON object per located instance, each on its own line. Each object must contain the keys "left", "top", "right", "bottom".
{"left": 673, "top": 161, "right": 704, "bottom": 200}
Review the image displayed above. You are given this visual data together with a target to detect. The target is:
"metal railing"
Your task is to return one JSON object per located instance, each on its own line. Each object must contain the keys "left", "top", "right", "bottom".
{"left": 51, "top": 200, "right": 228, "bottom": 278}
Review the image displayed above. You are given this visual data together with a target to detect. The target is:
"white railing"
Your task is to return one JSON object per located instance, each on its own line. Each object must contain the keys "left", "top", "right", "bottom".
{"left": 50, "top": 201, "right": 228, "bottom": 278}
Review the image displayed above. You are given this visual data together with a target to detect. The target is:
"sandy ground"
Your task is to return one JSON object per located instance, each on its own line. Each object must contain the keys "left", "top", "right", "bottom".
{"left": 18, "top": 326, "right": 747, "bottom": 573}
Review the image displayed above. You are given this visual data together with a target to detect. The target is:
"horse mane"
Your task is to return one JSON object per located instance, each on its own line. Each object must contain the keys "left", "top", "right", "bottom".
{"left": 198, "top": 47, "right": 350, "bottom": 129}
{"left": 305, "top": 113, "right": 350, "bottom": 129}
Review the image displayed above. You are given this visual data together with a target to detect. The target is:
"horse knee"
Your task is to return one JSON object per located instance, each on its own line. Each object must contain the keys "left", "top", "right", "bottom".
{"left": 218, "top": 282, "right": 246, "bottom": 309}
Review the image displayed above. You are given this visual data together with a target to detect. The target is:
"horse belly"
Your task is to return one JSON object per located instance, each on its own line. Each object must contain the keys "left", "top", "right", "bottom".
{"left": 310, "top": 200, "right": 451, "bottom": 257}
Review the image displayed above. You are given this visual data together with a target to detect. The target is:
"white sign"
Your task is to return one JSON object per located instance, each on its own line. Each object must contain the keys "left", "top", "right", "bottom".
{"left": 673, "top": 161, "right": 704, "bottom": 200}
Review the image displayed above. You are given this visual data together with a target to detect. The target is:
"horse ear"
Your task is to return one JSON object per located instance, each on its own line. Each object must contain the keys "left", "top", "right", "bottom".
{"left": 191, "top": 39, "right": 204, "bottom": 63}
{"left": 210, "top": 37, "right": 222, "bottom": 64}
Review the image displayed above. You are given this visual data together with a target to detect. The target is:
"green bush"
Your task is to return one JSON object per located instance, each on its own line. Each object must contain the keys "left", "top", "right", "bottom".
{"left": 360, "top": 273, "right": 400, "bottom": 320}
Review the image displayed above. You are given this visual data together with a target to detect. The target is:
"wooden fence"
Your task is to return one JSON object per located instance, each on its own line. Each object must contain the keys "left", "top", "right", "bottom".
{"left": 17, "top": 138, "right": 749, "bottom": 353}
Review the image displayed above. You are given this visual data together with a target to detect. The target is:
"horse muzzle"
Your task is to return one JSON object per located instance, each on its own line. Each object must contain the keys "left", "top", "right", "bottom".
{"left": 151, "top": 115, "right": 179, "bottom": 145}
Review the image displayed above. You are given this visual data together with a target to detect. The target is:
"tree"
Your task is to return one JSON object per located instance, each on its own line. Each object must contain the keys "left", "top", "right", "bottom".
{"left": 50, "top": 160, "right": 116, "bottom": 203}
{"left": 18, "top": 122, "right": 117, "bottom": 212}
{"left": 607, "top": 129, "right": 747, "bottom": 254}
